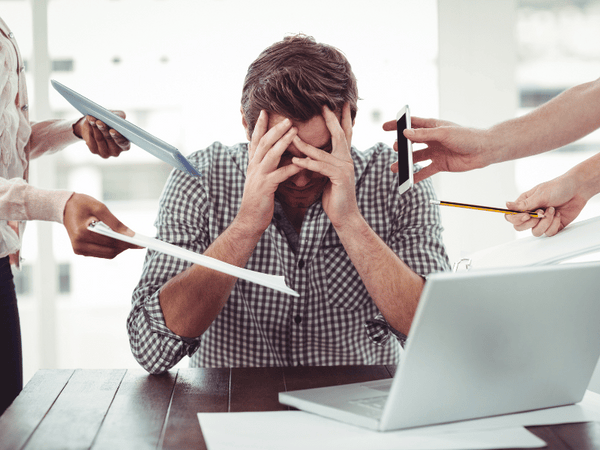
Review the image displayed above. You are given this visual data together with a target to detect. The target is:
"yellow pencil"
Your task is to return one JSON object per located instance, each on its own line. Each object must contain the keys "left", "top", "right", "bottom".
{"left": 430, "top": 200, "right": 544, "bottom": 218}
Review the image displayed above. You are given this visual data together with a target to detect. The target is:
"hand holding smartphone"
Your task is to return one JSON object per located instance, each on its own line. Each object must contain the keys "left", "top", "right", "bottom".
{"left": 396, "top": 105, "right": 414, "bottom": 194}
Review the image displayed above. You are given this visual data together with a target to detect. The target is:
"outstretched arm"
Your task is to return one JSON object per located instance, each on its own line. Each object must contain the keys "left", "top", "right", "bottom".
{"left": 382, "top": 77, "right": 600, "bottom": 183}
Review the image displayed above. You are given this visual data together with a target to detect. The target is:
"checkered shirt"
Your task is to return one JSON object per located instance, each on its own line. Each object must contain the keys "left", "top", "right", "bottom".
{"left": 128, "top": 142, "right": 450, "bottom": 374}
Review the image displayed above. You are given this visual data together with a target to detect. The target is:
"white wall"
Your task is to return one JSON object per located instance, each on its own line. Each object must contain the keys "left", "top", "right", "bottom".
{"left": 436, "top": 0, "right": 519, "bottom": 265}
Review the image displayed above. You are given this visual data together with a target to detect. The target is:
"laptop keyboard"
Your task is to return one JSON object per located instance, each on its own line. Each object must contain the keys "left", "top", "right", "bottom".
{"left": 349, "top": 395, "right": 388, "bottom": 411}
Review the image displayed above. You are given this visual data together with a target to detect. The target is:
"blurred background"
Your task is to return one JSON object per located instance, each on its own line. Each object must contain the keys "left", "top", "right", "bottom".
{"left": 2, "top": 0, "right": 600, "bottom": 385}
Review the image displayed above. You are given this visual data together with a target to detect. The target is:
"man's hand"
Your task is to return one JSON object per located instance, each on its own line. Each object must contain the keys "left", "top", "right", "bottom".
{"left": 238, "top": 110, "right": 301, "bottom": 235}
{"left": 73, "top": 112, "right": 131, "bottom": 159}
{"left": 505, "top": 174, "right": 587, "bottom": 237}
{"left": 63, "top": 193, "right": 141, "bottom": 258}
{"left": 382, "top": 116, "right": 491, "bottom": 183}
{"left": 291, "top": 103, "right": 358, "bottom": 229}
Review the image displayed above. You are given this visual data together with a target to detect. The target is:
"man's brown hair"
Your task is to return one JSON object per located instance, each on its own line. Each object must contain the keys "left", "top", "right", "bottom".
{"left": 241, "top": 34, "right": 358, "bottom": 137}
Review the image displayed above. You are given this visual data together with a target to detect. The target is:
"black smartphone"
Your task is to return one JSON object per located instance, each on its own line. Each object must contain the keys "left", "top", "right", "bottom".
{"left": 396, "top": 105, "right": 414, "bottom": 194}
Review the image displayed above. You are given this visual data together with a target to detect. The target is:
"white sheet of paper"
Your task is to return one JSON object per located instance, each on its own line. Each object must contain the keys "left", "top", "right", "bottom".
{"left": 197, "top": 411, "right": 545, "bottom": 450}
{"left": 418, "top": 390, "right": 600, "bottom": 433}
{"left": 196, "top": 391, "right": 600, "bottom": 450}
{"left": 88, "top": 221, "right": 299, "bottom": 297}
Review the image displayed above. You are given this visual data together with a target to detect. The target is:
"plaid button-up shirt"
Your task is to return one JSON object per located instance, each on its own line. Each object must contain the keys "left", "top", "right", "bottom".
{"left": 128, "top": 142, "right": 450, "bottom": 374}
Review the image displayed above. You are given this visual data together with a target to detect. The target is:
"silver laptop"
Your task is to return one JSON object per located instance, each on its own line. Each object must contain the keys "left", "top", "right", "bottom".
{"left": 279, "top": 262, "right": 600, "bottom": 431}
{"left": 51, "top": 80, "right": 200, "bottom": 178}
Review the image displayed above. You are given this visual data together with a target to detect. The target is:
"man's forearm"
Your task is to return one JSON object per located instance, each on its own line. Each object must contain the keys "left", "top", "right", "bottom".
{"left": 488, "top": 77, "right": 600, "bottom": 163}
{"left": 159, "top": 217, "right": 263, "bottom": 338}
{"left": 334, "top": 214, "right": 425, "bottom": 336}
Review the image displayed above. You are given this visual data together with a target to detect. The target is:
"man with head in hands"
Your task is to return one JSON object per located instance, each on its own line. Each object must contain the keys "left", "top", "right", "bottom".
{"left": 129, "top": 34, "right": 450, "bottom": 373}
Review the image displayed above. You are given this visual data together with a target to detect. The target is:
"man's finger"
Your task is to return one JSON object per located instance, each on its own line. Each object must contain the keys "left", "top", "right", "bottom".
{"left": 322, "top": 106, "right": 348, "bottom": 158}
{"left": 292, "top": 135, "right": 337, "bottom": 165}
{"left": 270, "top": 162, "right": 303, "bottom": 185}
{"left": 252, "top": 116, "right": 293, "bottom": 164}
{"left": 261, "top": 126, "right": 297, "bottom": 169}
{"left": 249, "top": 110, "right": 268, "bottom": 160}
{"left": 341, "top": 103, "right": 353, "bottom": 145}
{"left": 292, "top": 156, "right": 335, "bottom": 179}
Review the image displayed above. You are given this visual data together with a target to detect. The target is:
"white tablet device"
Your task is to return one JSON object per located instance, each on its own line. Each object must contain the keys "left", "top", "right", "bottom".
{"left": 51, "top": 80, "right": 200, "bottom": 177}
{"left": 396, "top": 105, "right": 413, "bottom": 194}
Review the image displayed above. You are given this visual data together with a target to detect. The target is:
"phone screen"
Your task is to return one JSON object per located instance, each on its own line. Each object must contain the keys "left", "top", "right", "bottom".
{"left": 396, "top": 106, "right": 413, "bottom": 194}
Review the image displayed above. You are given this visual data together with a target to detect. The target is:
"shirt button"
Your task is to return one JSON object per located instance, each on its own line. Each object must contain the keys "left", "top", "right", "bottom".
{"left": 294, "top": 315, "right": 302, "bottom": 324}
{"left": 298, "top": 260, "right": 305, "bottom": 269}
{"left": 20, "top": 66, "right": 25, "bottom": 73}
{"left": 8, "top": 32, "right": 14, "bottom": 39}
{"left": 21, "top": 104, "right": 28, "bottom": 111}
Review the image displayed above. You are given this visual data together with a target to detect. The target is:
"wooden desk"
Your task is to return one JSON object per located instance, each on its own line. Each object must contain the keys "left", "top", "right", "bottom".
{"left": 0, "top": 366, "right": 598, "bottom": 450}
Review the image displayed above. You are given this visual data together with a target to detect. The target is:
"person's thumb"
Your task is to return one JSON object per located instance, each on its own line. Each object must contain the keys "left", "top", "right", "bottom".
{"left": 506, "top": 193, "right": 542, "bottom": 213}
{"left": 404, "top": 127, "right": 441, "bottom": 144}
{"left": 95, "top": 207, "right": 137, "bottom": 239}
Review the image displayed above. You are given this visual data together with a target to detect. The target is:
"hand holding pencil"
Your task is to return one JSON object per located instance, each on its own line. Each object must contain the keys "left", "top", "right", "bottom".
{"left": 504, "top": 173, "right": 589, "bottom": 237}
{"left": 431, "top": 169, "right": 589, "bottom": 237}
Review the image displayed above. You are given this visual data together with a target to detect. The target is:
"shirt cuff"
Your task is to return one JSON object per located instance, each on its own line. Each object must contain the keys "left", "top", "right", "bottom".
{"left": 144, "top": 289, "right": 202, "bottom": 350}
{"left": 26, "top": 187, "right": 74, "bottom": 224}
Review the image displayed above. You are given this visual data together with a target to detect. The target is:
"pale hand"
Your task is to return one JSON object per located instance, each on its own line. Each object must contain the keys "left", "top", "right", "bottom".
{"left": 505, "top": 174, "right": 587, "bottom": 237}
{"left": 292, "top": 103, "right": 358, "bottom": 229}
{"left": 238, "top": 110, "right": 301, "bottom": 235}
{"left": 382, "top": 116, "right": 491, "bottom": 183}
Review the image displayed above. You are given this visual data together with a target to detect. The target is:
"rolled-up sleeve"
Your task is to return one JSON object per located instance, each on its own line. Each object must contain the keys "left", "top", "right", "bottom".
{"left": 390, "top": 177, "right": 451, "bottom": 278}
{"left": 128, "top": 164, "right": 211, "bottom": 374}
{"left": 365, "top": 169, "right": 451, "bottom": 346}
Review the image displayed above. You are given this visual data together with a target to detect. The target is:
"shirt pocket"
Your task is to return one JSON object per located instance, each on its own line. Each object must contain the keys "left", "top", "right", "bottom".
{"left": 322, "top": 244, "right": 372, "bottom": 311}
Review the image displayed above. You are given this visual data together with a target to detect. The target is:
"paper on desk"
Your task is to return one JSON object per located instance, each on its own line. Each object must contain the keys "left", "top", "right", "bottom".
{"left": 418, "top": 389, "right": 600, "bottom": 433}
{"left": 88, "top": 221, "right": 299, "bottom": 297}
{"left": 197, "top": 411, "right": 545, "bottom": 450}
{"left": 197, "top": 391, "right": 600, "bottom": 450}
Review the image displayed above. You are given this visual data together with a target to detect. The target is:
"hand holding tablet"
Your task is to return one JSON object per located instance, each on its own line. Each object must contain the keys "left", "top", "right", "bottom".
{"left": 52, "top": 80, "right": 200, "bottom": 177}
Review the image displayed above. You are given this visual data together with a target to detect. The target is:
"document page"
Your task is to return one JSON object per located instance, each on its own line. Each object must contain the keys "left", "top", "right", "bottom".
{"left": 88, "top": 221, "right": 299, "bottom": 297}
